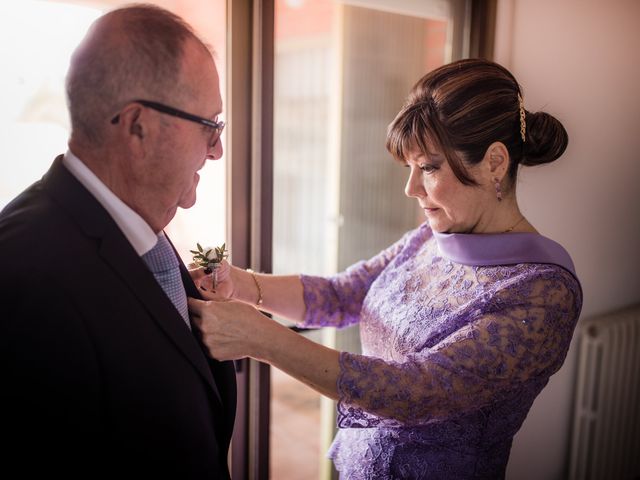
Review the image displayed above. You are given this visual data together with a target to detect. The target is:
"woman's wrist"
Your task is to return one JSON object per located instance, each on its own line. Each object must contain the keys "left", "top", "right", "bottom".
{"left": 230, "top": 266, "right": 262, "bottom": 306}
{"left": 245, "top": 269, "right": 263, "bottom": 307}
{"left": 227, "top": 265, "right": 241, "bottom": 301}
{"left": 252, "top": 319, "right": 297, "bottom": 365}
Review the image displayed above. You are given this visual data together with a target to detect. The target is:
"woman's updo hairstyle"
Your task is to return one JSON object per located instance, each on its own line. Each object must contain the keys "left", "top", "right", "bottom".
{"left": 386, "top": 58, "right": 568, "bottom": 185}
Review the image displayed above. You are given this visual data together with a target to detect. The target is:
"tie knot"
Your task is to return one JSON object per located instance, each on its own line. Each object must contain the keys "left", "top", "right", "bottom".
{"left": 142, "top": 235, "right": 179, "bottom": 274}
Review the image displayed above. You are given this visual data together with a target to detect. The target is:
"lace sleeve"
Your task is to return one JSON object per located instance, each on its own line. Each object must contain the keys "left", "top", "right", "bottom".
{"left": 336, "top": 269, "right": 581, "bottom": 427}
{"left": 298, "top": 226, "right": 427, "bottom": 329}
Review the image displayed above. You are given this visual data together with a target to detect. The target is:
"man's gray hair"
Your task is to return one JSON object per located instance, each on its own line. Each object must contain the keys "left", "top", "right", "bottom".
{"left": 66, "top": 4, "right": 210, "bottom": 146}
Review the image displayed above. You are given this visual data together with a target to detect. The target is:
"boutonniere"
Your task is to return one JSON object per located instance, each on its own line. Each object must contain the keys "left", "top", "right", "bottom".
{"left": 190, "top": 242, "right": 229, "bottom": 288}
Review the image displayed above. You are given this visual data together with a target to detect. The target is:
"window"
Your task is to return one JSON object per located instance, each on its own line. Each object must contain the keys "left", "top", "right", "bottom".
{"left": 0, "top": 0, "right": 228, "bottom": 261}
{"left": 270, "top": 1, "right": 470, "bottom": 478}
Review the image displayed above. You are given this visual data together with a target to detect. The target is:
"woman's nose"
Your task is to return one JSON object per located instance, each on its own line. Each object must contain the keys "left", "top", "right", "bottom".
{"left": 404, "top": 167, "right": 425, "bottom": 199}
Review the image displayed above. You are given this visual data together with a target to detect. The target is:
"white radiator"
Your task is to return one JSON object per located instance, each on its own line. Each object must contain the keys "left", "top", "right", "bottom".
{"left": 569, "top": 304, "right": 640, "bottom": 480}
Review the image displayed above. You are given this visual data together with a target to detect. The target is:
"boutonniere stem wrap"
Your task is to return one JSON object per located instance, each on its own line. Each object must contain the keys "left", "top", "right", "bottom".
{"left": 190, "top": 242, "right": 229, "bottom": 289}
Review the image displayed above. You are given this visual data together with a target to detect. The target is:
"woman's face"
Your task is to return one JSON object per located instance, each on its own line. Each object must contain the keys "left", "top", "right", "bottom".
{"left": 403, "top": 146, "right": 496, "bottom": 234}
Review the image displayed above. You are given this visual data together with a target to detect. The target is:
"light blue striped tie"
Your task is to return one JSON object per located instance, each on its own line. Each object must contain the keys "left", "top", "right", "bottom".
{"left": 142, "top": 234, "right": 191, "bottom": 330}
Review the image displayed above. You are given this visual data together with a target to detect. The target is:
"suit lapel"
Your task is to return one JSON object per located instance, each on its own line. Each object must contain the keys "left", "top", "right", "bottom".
{"left": 98, "top": 230, "right": 224, "bottom": 405}
{"left": 177, "top": 244, "right": 238, "bottom": 438}
{"left": 41, "top": 156, "right": 223, "bottom": 405}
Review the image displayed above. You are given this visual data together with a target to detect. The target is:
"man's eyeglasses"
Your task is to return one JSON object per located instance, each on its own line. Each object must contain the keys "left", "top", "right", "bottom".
{"left": 111, "top": 99, "right": 225, "bottom": 149}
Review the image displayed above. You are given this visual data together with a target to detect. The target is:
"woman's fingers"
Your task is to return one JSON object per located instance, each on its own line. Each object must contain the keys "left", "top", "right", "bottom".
{"left": 188, "top": 261, "right": 234, "bottom": 299}
{"left": 214, "top": 260, "right": 231, "bottom": 281}
{"left": 188, "top": 267, "right": 213, "bottom": 290}
{"left": 188, "top": 297, "right": 257, "bottom": 361}
{"left": 187, "top": 296, "right": 206, "bottom": 317}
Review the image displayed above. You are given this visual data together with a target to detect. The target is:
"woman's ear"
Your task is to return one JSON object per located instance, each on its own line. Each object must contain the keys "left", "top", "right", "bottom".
{"left": 484, "top": 141, "right": 510, "bottom": 181}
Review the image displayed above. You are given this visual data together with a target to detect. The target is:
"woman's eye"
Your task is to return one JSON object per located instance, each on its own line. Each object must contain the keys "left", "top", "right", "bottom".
{"left": 420, "top": 164, "right": 438, "bottom": 173}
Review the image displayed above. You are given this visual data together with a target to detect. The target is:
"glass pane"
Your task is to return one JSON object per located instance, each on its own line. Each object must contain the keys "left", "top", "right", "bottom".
{"left": 0, "top": 0, "right": 227, "bottom": 264}
{"left": 271, "top": 1, "right": 463, "bottom": 478}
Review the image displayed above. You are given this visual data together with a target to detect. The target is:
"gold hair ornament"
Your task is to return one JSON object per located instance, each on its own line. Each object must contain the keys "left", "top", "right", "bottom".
{"left": 518, "top": 93, "right": 526, "bottom": 142}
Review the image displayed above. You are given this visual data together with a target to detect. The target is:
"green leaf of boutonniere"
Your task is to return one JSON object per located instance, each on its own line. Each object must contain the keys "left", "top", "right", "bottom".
{"left": 191, "top": 242, "right": 229, "bottom": 269}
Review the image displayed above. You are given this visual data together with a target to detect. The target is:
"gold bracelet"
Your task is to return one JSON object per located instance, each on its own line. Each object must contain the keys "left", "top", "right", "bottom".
{"left": 246, "top": 269, "right": 263, "bottom": 307}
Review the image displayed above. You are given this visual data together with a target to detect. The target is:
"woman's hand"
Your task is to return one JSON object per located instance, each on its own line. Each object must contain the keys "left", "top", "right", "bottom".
{"left": 189, "top": 297, "right": 341, "bottom": 400}
{"left": 188, "top": 260, "right": 235, "bottom": 300}
{"left": 188, "top": 297, "right": 276, "bottom": 361}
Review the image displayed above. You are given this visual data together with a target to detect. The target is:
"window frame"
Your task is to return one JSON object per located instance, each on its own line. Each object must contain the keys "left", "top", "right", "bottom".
{"left": 226, "top": 1, "right": 495, "bottom": 478}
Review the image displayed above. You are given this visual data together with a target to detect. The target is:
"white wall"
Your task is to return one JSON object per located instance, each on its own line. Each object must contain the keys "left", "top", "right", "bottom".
{"left": 493, "top": 1, "right": 640, "bottom": 478}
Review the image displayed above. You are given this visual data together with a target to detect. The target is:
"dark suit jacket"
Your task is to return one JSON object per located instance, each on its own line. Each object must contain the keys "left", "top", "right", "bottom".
{"left": 0, "top": 156, "right": 236, "bottom": 478}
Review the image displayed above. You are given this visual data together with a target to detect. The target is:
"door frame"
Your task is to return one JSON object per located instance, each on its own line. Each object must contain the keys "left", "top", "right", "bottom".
{"left": 227, "top": 1, "right": 274, "bottom": 478}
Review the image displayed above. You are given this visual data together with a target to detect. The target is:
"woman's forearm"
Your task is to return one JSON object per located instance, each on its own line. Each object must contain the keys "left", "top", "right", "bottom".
{"left": 230, "top": 266, "right": 307, "bottom": 323}
{"left": 254, "top": 320, "right": 340, "bottom": 400}
{"left": 232, "top": 270, "right": 340, "bottom": 395}
{"left": 190, "top": 295, "right": 340, "bottom": 400}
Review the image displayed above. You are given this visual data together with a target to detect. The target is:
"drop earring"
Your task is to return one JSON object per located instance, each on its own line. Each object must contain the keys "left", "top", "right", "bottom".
{"left": 494, "top": 178, "right": 502, "bottom": 201}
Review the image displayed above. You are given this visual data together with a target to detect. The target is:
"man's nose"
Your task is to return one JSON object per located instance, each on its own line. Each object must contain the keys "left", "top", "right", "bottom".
{"left": 208, "top": 138, "right": 223, "bottom": 160}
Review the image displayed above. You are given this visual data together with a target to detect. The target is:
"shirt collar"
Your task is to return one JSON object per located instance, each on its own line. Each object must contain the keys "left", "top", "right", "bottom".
{"left": 62, "top": 149, "right": 158, "bottom": 255}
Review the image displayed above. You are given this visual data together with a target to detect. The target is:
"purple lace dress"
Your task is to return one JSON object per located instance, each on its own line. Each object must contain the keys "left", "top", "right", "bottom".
{"left": 299, "top": 223, "right": 582, "bottom": 479}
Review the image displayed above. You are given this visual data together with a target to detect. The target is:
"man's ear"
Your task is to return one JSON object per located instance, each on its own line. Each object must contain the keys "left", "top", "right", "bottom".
{"left": 484, "top": 141, "right": 510, "bottom": 181}
{"left": 117, "top": 104, "right": 145, "bottom": 140}
{"left": 130, "top": 122, "right": 144, "bottom": 139}
{"left": 111, "top": 104, "right": 149, "bottom": 160}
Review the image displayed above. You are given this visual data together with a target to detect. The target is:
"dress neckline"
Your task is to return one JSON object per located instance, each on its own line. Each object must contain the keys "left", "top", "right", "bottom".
{"left": 432, "top": 228, "right": 578, "bottom": 278}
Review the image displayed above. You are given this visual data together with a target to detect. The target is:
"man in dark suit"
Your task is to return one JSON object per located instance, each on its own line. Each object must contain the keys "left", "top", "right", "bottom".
{"left": 0, "top": 5, "right": 235, "bottom": 478}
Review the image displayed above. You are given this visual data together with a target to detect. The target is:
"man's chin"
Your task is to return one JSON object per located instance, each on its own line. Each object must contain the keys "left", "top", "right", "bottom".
{"left": 158, "top": 206, "right": 179, "bottom": 230}
{"left": 180, "top": 179, "right": 199, "bottom": 210}
{"left": 178, "top": 193, "right": 197, "bottom": 210}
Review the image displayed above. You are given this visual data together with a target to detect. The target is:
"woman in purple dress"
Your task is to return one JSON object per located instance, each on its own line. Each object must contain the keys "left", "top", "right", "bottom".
{"left": 189, "top": 59, "right": 582, "bottom": 479}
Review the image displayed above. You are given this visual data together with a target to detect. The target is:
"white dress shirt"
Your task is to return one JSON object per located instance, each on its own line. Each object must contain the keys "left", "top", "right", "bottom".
{"left": 62, "top": 149, "right": 159, "bottom": 255}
